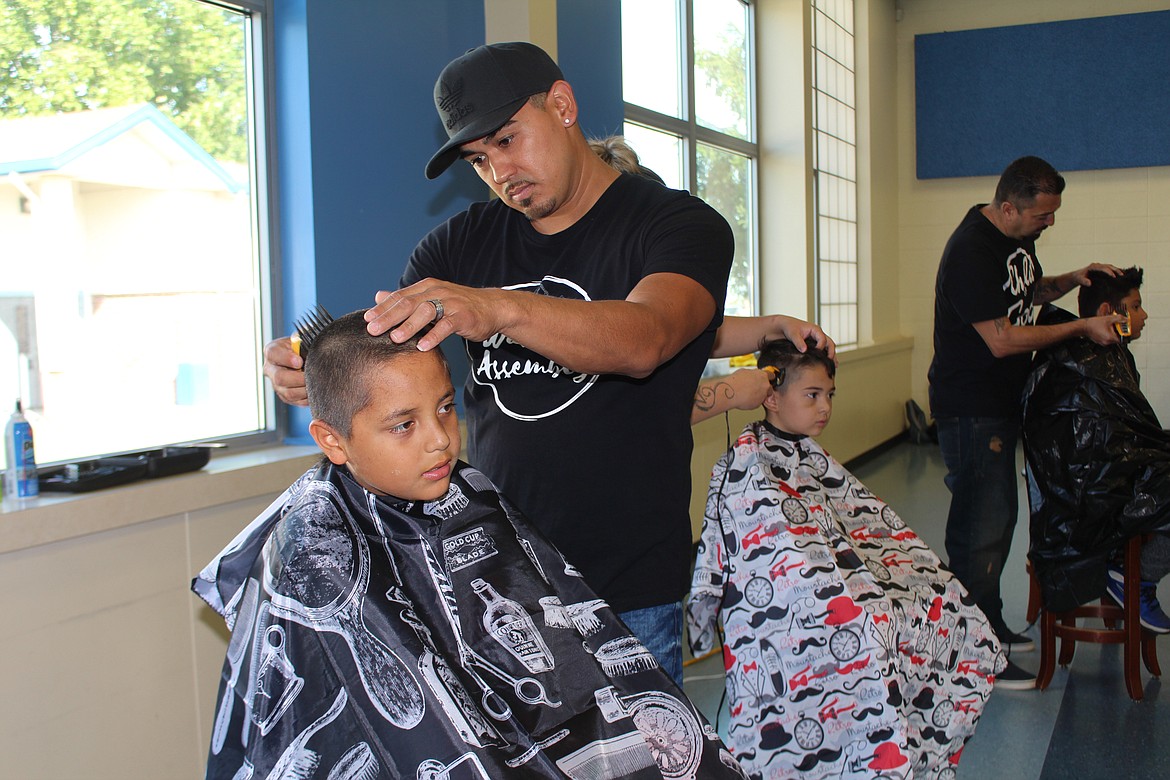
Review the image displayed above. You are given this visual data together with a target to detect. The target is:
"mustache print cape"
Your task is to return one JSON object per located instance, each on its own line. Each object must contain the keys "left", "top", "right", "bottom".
{"left": 686, "top": 422, "right": 1005, "bottom": 780}
{"left": 194, "top": 460, "right": 746, "bottom": 780}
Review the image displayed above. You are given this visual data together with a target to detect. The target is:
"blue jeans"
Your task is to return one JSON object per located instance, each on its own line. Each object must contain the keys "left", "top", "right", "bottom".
{"left": 937, "top": 416, "right": 1021, "bottom": 630}
{"left": 618, "top": 602, "right": 683, "bottom": 686}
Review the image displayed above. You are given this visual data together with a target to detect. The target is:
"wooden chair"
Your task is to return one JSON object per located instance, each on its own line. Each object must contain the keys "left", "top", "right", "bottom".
{"left": 1034, "top": 535, "right": 1161, "bottom": 701}
{"left": 1026, "top": 559, "right": 1040, "bottom": 625}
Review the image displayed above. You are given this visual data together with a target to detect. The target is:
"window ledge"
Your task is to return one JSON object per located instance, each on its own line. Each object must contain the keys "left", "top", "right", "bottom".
{"left": 834, "top": 335, "right": 915, "bottom": 364}
{"left": 0, "top": 445, "right": 320, "bottom": 555}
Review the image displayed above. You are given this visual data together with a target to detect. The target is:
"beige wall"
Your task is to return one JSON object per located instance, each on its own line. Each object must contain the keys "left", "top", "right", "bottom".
{"left": 484, "top": 0, "right": 557, "bottom": 51}
{"left": 857, "top": 0, "right": 902, "bottom": 344}
{"left": 0, "top": 451, "right": 319, "bottom": 779}
{"left": 897, "top": 0, "right": 1170, "bottom": 423}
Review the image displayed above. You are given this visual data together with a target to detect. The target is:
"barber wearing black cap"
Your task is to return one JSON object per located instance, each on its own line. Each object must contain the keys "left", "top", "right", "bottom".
{"left": 264, "top": 41, "right": 733, "bottom": 683}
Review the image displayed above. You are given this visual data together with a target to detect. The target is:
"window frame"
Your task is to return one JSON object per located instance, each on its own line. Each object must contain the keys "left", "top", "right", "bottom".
{"left": 0, "top": 0, "right": 282, "bottom": 469}
{"left": 622, "top": 0, "right": 761, "bottom": 318}
{"left": 810, "top": 0, "right": 858, "bottom": 347}
{"left": 243, "top": 0, "right": 284, "bottom": 451}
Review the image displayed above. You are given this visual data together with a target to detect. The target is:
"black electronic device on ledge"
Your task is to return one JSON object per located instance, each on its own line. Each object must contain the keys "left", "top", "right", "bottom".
{"left": 39, "top": 446, "right": 214, "bottom": 493}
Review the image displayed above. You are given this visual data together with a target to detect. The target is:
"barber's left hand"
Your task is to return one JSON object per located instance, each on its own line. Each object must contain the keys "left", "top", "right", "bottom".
{"left": 777, "top": 316, "right": 837, "bottom": 362}
{"left": 1072, "top": 262, "right": 1123, "bottom": 287}
{"left": 366, "top": 278, "right": 505, "bottom": 351}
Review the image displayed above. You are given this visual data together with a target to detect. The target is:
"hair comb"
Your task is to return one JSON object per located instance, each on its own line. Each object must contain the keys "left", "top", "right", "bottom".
{"left": 290, "top": 303, "right": 334, "bottom": 360}
{"left": 1113, "top": 303, "right": 1131, "bottom": 339}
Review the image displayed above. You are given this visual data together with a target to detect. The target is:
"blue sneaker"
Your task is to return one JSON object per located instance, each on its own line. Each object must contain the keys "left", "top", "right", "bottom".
{"left": 1106, "top": 566, "right": 1170, "bottom": 634}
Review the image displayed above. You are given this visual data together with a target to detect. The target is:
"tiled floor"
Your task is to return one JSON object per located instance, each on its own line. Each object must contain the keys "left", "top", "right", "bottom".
{"left": 682, "top": 439, "right": 1169, "bottom": 780}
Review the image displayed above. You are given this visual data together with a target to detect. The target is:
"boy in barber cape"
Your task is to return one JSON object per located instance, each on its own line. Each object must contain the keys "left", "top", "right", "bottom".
{"left": 688, "top": 338, "right": 1004, "bottom": 780}
{"left": 195, "top": 310, "right": 747, "bottom": 779}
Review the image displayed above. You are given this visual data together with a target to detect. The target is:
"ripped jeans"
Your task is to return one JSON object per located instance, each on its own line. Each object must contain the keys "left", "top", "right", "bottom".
{"left": 937, "top": 416, "right": 1021, "bottom": 632}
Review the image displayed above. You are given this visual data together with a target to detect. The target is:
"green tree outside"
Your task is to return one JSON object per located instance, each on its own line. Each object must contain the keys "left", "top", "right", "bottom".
{"left": 695, "top": 23, "right": 753, "bottom": 313}
{"left": 0, "top": 0, "right": 248, "bottom": 162}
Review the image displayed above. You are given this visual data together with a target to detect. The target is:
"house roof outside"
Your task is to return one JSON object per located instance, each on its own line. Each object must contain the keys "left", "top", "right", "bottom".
{"left": 0, "top": 104, "right": 244, "bottom": 193}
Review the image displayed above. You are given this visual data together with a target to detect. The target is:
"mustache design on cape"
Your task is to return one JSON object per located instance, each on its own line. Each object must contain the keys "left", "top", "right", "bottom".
{"left": 748, "top": 605, "right": 792, "bottom": 628}
{"left": 843, "top": 670, "right": 885, "bottom": 692}
{"left": 920, "top": 725, "right": 953, "bottom": 746}
{"left": 793, "top": 748, "right": 845, "bottom": 771}
{"left": 792, "top": 685, "right": 824, "bottom": 702}
{"left": 801, "top": 563, "right": 837, "bottom": 579}
{"left": 744, "top": 496, "right": 781, "bottom": 516}
{"left": 814, "top": 581, "right": 846, "bottom": 600}
{"left": 793, "top": 636, "right": 828, "bottom": 656}
{"left": 744, "top": 545, "right": 778, "bottom": 562}
{"left": 851, "top": 705, "right": 885, "bottom": 722}
{"left": 819, "top": 474, "right": 847, "bottom": 489}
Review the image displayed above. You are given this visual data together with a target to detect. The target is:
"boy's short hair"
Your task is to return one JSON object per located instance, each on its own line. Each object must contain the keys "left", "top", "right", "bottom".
{"left": 757, "top": 337, "right": 835, "bottom": 386}
{"left": 1078, "top": 266, "right": 1143, "bottom": 317}
{"left": 304, "top": 309, "right": 448, "bottom": 436}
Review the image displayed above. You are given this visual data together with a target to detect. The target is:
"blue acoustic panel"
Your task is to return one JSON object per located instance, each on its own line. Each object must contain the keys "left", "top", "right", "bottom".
{"left": 914, "top": 11, "right": 1170, "bottom": 179}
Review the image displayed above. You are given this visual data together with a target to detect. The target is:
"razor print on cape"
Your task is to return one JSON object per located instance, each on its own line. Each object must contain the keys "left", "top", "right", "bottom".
{"left": 196, "top": 462, "right": 747, "bottom": 778}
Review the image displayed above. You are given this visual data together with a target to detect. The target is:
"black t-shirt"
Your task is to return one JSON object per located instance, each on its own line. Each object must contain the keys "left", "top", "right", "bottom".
{"left": 928, "top": 205, "right": 1044, "bottom": 418}
{"left": 402, "top": 174, "right": 734, "bottom": 612}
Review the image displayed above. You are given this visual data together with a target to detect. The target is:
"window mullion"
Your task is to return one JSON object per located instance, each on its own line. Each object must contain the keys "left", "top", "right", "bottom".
{"left": 621, "top": 0, "right": 757, "bottom": 322}
{"left": 695, "top": 127, "right": 757, "bottom": 158}
{"left": 625, "top": 103, "right": 757, "bottom": 159}
{"left": 624, "top": 103, "right": 690, "bottom": 138}
{"left": 684, "top": 0, "right": 698, "bottom": 193}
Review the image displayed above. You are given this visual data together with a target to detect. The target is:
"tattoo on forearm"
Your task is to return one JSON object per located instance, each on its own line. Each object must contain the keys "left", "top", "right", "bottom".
{"left": 694, "top": 381, "right": 735, "bottom": 412}
{"left": 1036, "top": 279, "right": 1061, "bottom": 300}
{"left": 993, "top": 317, "right": 1008, "bottom": 335}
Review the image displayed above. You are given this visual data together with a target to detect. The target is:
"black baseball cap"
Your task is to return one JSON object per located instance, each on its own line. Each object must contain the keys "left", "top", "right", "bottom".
{"left": 425, "top": 41, "right": 564, "bottom": 179}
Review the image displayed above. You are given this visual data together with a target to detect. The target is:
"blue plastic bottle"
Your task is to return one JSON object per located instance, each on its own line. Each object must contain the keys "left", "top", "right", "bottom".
{"left": 4, "top": 399, "right": 39, "bottom": 500}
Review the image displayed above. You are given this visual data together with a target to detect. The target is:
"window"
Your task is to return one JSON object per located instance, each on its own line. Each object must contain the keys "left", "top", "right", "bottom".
{"left": 0, "top": 0, "right": 275, "bottom": 468}
{"left": 620, "top": 0, "right": 757, "bottom": 322}
{"left": 811, "top": 0, "right": 858, "bottom": 346}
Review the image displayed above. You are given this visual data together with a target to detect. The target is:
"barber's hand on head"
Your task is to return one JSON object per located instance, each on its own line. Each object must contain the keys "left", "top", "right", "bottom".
{"left": 1082, "top": 313, "right": 1126, "bottom": 346}
{"left": 1071, "top": 262, "right": 1123, "bottom": 287}
{"left": 263, "top": 336, "right": 308, "bottom": 406}
{"left": 366, "top": 278, "right": 505, "bottom": 351}
{"left": 776, "top": 315, "right": 837, "bottom": 362}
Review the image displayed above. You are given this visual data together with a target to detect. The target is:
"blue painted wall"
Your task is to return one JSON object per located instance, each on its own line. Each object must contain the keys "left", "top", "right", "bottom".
{"left": 558, "top": 0, "right": 624, "bottom": 139}
{"left": 302, "top": 1, "right": 485, "bottom": 311}
{"left": 273, "top": 1, "right": 626, "bottom": 441}
{"left": 915, "top": 11, "right": 1170, "bottom": 179}
{"left": 274, "top": 1, "right": 485, "bottom": 439}
{"left": 273, "top": 0, "right": 315, "bottom": 441}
